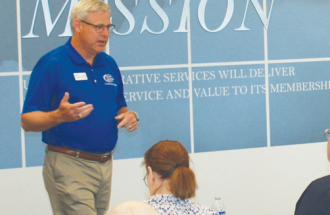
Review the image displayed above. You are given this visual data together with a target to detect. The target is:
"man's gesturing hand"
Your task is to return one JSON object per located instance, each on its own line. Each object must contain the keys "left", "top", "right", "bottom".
{"left": 57, "top": 92, "right": 94, "bottom": 123}
{"left": 115, "top": 111, "right": 138, "bottom": 132}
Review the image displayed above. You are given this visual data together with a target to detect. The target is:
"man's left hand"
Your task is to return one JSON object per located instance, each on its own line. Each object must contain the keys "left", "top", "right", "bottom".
{"left": 115, "top": 111, "right": 138, "bottom": 132}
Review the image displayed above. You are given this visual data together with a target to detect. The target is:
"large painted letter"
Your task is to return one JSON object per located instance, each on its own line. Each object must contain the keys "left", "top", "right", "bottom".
{"left": 58, "top": 0, "right": 78, "bottom": 37}
{"left": 23, "top": 0, "right": 77, "bottom": 38}
{"left": 235, "top": 0, "right": 275, "bottom": 31}
{"left": 113, "top": 0, "right": 136, "bottom": 35}
{"left": 140, "top": 0, "right": 169, "bottom": 34}
{"left": 198, "top": 0, "right": 234, "bottom": 33}
{"left": 174, "top": 0, "right": 190, "bottom": 33}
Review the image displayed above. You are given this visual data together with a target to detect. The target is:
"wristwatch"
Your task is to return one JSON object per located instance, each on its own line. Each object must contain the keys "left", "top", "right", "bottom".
{"left": 128, "top": 110, "right": 139, "bottom": 121}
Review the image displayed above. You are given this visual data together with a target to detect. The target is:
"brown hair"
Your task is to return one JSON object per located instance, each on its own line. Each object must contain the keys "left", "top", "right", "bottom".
{"left": 143, "top": 140, "right": 197, "bottom": 199}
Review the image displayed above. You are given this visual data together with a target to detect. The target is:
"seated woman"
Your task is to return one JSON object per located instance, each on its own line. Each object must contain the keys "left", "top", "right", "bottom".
{"left": 143, "top": 140, "right": 217, "bottom": 215}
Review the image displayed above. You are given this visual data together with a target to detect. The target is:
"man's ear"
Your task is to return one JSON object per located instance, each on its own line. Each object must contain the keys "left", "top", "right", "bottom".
{"left": 72, "top": 19, "right": 82, "bottom": 33}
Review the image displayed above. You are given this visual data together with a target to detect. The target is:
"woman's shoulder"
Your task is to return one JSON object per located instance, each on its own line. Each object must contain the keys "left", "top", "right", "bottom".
{"left": 185, "top": 199, "right": 218, "bottom": 214}
{"left": 145, "top": 195, "right": 218, "bottom": 215}
{"left": 145, "top": 194, "right": 178, "bottom": 205}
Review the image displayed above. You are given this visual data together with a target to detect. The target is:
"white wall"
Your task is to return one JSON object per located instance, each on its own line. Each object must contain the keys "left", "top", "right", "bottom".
{"left": 0, "top": 141, "right": 328, "bottom": 215}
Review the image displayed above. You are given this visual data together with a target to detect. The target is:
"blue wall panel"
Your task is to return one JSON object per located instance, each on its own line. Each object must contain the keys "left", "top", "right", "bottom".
{"left": 193, "top": 65, "right": 267, "bottom": 152}
{"left": 0, "top": 76, "right": 22, "bottom": 169}
{"left": 190, "top": 0, "right": 265, "bottom": 63}
{"left": 109, "top": 0, "right": 188, "bottom": 67}
{"left": 20, "top": 0, "right": 71, "bottom": 71}
{"left": 269, "top": 62, "right": 330, "bottom": 146}
{"left": 268, "top": 1, "right": 330, "bottom": 60}
{"left": 0, "top": 1, "right": 18, "bottom": 72}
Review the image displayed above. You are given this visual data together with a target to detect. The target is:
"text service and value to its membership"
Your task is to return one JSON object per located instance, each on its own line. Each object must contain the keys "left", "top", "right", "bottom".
{"left": 122, "top": 66, "right": 330, "bottom": 102}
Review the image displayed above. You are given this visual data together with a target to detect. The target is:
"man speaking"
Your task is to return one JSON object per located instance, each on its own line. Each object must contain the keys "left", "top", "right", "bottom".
{"left": 21, "top": 0, "right": 138, "bottom": 214}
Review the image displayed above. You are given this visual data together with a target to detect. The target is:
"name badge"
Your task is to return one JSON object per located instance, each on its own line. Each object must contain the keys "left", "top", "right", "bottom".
{"left": 74, "top": 73, "right": 88, "bottom": 81}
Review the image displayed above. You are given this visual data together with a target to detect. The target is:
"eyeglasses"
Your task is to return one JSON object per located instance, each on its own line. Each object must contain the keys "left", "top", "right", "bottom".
{"left": 143, "top": 172, "right": 148, "bottom": 187}
{"left": 80, "top": 20, "right": 115, "bottom": 33}
{"left": 324, "top": 128, "right": 330, "bottom": 139}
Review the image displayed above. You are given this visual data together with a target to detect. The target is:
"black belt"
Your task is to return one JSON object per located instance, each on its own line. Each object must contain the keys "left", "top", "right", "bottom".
{"left": 47, "top": 145, "right": 112, "bottom": 163}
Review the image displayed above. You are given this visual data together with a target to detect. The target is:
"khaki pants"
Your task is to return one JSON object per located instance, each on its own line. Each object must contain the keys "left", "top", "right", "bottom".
{"left": 43, "top": 150, "right": 113, "bottom": 215}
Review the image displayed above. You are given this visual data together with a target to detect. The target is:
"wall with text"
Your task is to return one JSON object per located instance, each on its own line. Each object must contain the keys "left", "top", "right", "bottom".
{"left": 0, "top": 0, "right": 330, "bottom": 215}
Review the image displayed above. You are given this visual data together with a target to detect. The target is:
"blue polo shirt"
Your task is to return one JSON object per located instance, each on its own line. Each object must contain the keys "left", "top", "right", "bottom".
{"left": 23, "top": 38, "right": 127, "bottom": 153}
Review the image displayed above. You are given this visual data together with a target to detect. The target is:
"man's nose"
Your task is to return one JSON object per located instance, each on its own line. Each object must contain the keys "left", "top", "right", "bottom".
{"left": 100, "top": 28, "right": 109, "bottom": 37}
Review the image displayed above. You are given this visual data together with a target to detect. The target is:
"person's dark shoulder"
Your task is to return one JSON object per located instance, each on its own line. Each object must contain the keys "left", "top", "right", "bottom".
{"left": 308, "top": 175, "right": 330, "bottom": 193}
{"left": 295, "top": 175, "right": 330, "bottom": 215}
{"left": 299, "top": 175, "right": 330, "bottom": 203}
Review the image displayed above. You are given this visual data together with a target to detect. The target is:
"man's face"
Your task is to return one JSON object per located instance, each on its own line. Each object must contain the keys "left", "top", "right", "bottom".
{"left": 79, "top": 11, "right": 110, "bottom": 55}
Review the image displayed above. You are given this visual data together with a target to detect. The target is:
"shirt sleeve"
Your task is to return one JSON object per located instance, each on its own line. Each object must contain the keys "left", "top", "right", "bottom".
{"left": 22, "top": 59, "right": 56, "bottom": 114}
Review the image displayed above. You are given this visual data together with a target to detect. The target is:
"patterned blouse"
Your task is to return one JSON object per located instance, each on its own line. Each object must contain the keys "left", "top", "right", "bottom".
{"left": 145, "top": 194, "right": 218, "bottom": 215}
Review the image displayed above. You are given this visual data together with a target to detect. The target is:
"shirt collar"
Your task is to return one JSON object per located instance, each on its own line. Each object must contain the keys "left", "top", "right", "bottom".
{"left": 65, "top": 37, "right": 105, "bottom": 67}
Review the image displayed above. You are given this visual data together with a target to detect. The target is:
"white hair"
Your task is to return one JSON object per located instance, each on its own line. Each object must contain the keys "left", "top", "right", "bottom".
{"left": 70, "top": 0, "right": 110, "bottom": 31}
{"left": 106, "top": 201, "right": 159, "bottom": 215}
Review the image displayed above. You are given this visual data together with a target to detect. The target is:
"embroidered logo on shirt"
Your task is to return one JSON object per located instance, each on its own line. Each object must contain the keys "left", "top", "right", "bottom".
{"left": 103, "top": 74, "right": 117, "bottom": 86}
